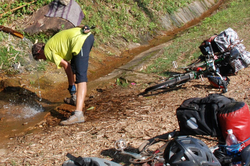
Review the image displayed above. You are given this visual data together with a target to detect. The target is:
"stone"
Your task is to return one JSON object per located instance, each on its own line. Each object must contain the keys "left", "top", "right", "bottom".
{"left": 23, "top": 5, "right": 74, "bottom": 36}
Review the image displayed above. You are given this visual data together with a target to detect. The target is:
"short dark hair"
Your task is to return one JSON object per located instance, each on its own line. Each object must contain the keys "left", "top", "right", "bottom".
{"left": 32, "top": 43, "right": 45, "bottom": 59}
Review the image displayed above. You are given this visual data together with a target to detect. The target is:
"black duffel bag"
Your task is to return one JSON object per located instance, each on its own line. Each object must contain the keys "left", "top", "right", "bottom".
{"left": 176, "top": 94, "right": 235, "bottom": 138}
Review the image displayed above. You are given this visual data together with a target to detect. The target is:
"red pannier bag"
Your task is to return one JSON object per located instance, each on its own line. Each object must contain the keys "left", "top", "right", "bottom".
{"left": 217, "top": 102, "right": 250, "bottom": 150}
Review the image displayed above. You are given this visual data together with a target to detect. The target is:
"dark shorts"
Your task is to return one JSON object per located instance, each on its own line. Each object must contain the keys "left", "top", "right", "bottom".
{"left": 71, "top": 34, "right": 94, "bottom": 83}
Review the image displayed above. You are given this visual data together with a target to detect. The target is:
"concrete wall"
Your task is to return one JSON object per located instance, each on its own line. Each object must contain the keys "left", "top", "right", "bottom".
{"left": 160, "top": 0, "right": 217, "bottom": 30}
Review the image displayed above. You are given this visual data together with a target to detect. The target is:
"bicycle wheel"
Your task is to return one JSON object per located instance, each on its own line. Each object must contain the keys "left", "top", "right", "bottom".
{"left": 143, "top": 72, "right": 195, "bottom": 94}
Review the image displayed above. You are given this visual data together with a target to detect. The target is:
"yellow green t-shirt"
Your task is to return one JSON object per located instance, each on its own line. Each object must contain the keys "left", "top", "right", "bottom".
{"left": 44, "top": 27, "right": 91, "bottom": 68}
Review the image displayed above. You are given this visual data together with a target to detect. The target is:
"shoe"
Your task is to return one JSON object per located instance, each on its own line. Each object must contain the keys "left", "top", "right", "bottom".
{"left": 64, "top": 95, "right": 76, "bottom": 106}
{"left": 60, "top": 113, "right": 85, "bottom": 126}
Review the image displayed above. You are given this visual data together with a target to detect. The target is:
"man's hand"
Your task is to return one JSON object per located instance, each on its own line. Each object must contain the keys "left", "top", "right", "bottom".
{"left": 60, "top": 59, "right": 75, "bottom": 89}
{"left": 68, "top": 85, "right": 76, "bottom": 95}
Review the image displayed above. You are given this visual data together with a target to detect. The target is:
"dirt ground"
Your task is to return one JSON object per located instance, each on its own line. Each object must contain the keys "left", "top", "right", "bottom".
{"left": 0, "top": 54, "right": 250, "bottom": 165}
{"left": 1, "top": 2, "right": 250, "bottom": 164}
{"left": 1, "top": 30, "right": 250, "bottom": 166}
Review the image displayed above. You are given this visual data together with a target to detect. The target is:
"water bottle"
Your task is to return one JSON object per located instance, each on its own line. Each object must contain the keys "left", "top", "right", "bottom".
{"left": 226, "top": 129, "right": 241, "bottom": 166}
{"left": 226, "top": 129, "right": 238, "bottom": 146}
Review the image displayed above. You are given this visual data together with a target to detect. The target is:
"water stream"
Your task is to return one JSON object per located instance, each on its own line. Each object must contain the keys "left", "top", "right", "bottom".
{"left": 0, "top": 36, "right": 48, "bottom": 146}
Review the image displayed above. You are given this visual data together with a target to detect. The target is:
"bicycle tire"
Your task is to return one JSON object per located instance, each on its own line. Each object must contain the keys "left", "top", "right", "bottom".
{"left": 144, "top": 73, "right": 194, "bottom": 93}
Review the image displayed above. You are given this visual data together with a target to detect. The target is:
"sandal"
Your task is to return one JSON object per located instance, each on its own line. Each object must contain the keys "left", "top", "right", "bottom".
{"left": 64, "top": 95, "right": 76, "bottom": 106}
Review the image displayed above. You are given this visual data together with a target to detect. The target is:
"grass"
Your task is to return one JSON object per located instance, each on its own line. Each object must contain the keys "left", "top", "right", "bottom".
{"left": 0, "top": 0, "right": 196, "bottom": 46}
{"left": 144, "top": 0, "right": 250, "bottom": 77}
{"left": 85, "top": 0, "right": 195, "bottom": 46}
{"left": 0, "top": 33, "right": 23, "bottom": 74}
{"left": 0, "top": 46, "right": 20, "bottom": 69}
{"left": 0, "top": 0, "right": 52, "bottom": 26}
{"left": 0, "top": 0, "right": 197, "bottom": 74}
{"left": 2, "top": 0, "right": 247, "bottom": 76}
{"left": 0, "top": 31, "right": 47, "bottom": 74}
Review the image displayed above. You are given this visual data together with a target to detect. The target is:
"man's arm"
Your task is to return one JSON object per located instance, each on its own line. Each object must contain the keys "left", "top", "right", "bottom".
{"left": 60, "top": 59, "right": 74, "bottom": 86}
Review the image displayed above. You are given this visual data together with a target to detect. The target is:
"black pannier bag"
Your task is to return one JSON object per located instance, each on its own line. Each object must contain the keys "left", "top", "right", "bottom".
{"left": 199, "top": 35, "right": 221, "bottom": 56}
{"left": 176, "top": 94, "right": 235, "bottom": 137}
{"left": 199, "top": 28, "right": 250, "bottom": 74}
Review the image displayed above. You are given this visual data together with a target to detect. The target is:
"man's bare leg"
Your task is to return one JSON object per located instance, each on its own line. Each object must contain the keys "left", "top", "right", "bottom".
{"left": 60, "top": 82, "right": 87, "bottom": 125}
{"left": 76, "top": 82, "right": 87, "bottom": 111}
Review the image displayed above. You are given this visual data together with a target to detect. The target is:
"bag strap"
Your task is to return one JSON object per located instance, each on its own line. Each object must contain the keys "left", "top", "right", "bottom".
{"left": 220, "top": 136, "right": 250, "bottom": 149}
{"left": 66, "top": 153, "right": 85, "bottom": 166}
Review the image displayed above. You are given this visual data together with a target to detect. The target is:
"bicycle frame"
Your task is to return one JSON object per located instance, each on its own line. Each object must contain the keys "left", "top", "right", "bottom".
{"left": 178, "top": 41, "right": 228, "bottom": 92}
{"left": 141, "top": 41, "right": 230, "bottom": 95}
{"left": 168, "top": 56, "right": 226, "bottom": 90}
{"left": 194, "top": 57, "right": 224, "bottom": 77}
